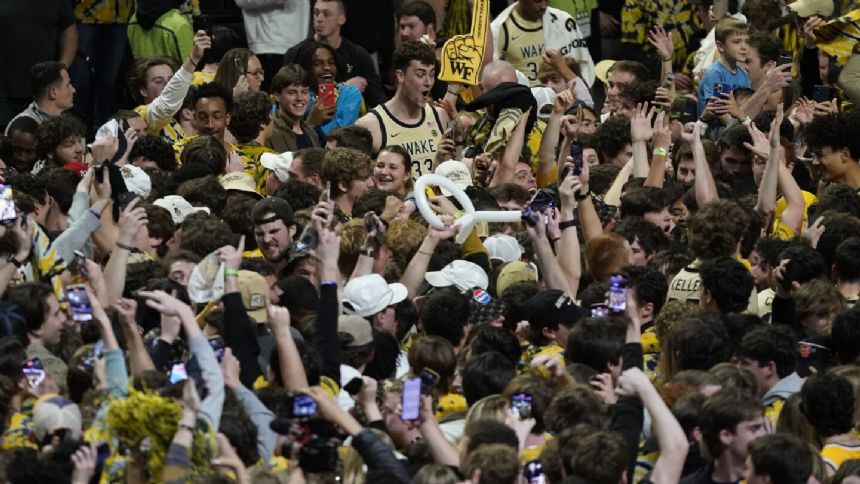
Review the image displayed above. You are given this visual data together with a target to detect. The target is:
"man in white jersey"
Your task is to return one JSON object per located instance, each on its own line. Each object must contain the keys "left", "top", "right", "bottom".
{"left": 356, "top": 40, "right": 452, "bottom": 181}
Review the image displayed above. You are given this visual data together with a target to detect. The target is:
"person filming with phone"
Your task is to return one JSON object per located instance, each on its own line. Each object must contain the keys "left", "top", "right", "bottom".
{"left": 293, "top": 42, "right": 364, "bottom": 136}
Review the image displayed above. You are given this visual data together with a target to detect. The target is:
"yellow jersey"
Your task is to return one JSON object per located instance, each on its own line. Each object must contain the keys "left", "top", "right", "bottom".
{"left": 500, "top": 9, "right": 545, "bottom": 86}
{"left": 369, "top": 102, "right": 443, "bottom": 181}
{"left": 822, "top": 442, "right": 860, "bottom": 472}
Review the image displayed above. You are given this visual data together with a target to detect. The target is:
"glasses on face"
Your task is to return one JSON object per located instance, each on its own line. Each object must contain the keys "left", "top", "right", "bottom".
{"left": 246, "top": 69, "right": 265, "bottom": 78}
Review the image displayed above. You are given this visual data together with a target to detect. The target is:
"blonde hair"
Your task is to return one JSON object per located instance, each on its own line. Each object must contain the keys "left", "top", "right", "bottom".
{"left": 715, "top": 17, "right": 750, "bottom": 43}
{"left": 464, "top": 394, "right": 508, "bottom": 436}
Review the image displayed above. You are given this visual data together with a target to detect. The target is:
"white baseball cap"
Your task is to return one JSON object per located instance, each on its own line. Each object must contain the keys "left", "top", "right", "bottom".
{"left": 260, "top": 152, "right": 293, "bottom": 182}
{"left": 425, "top": 259, "right": 488, "bottom": 291}
{"left": 532, "top": 87, "right": 557, "bottom": 120}
{"left": 154, "top": 195, "right": 211, "bottom": 224}
{"left": 343, "top": 273, "right": 408, "bottom": 317}
{"left": 483, "top": 234, "right": 523, "bottom": 263}
{"left": 119, "top": 164, "right": 152, "bottom": 199}
{"left": 434, "top": 160, "right": 473, "bottom": 196}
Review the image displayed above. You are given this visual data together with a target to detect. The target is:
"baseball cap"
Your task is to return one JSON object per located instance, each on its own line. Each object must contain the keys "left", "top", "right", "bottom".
{"left": 33, "top": 395, "right": 82, "bottom": 442}
{"left": 595, "top": 59, "right": 617, "bottom": 84}
{"left": 526, "top": 289, "right": 587, "bottom": 330}
{"left": 343, "top": 273, "right": 408, "bottom": 317}
{"left": 253, "top": 197, "right": 295, "bottom": 226}
{"left": 532, "top": 87, "right": 557, "bottom": 120}
{"left": 238, "top": 270, "right": 269, "bottom": 323}
{"left": 260, "top": 152, "right": 293, "bottom": 182}
{"left": 434, "top": 160, "right": 473, "bottom": 196}
{"left": 483, "top": 234, "right": 523, "bottom": 263}
{"left": 338, "top": 314, "right": 373, "bottom": 347}
{"left": 187, "top": 254, "right": 225, "bottom": 304}
{"left": 496, "top": 261, "right": 539, "bottom": 298}
{"left": 787, "top": 0, "right": 833, "bottom": 17}
{"left": 154, "top": 195, "right": 211, "bottom": 224}
{"left": 220, "top": 172, "right": 262, "bottom": 198}
{"left": 120, "top": 164, "right": 152, "bottom": 198}
{"left": 425, "top": 260, "right": 489, "bottom": 291}
{"left": 468, "top": 287, "right": 506, "bottom": 327}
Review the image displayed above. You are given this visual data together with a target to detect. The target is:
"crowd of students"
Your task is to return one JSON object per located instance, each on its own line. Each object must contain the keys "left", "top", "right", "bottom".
{"left": 5, "top": 0, "right": 860, "bottom": 482}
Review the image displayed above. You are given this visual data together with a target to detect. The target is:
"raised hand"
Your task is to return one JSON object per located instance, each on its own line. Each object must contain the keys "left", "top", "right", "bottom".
{"left": 553, "top": 90, "right": 575, "bottom": 115}
{"left": 630, "top": 103, "right": 656, "bottom": 143}
{"left": 190, "top": 30, "right": 212, "bottom": 65}
{"left": 648, "top": 25, "right": 674, "bottom": 61}
{"left": 117, "top": 198, "right": 147, "bottom": 245}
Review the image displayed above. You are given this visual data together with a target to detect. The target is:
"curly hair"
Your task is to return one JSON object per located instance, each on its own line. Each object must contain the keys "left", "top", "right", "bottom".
{"left": 805, "top": 113, "right": 860, "bottom": 161}
{"left": 592, "top": 116, "right": 631, "bottom": 161}
{"left": 179, "top": 135, "right": 227, "bottom": 175}
{"left": 229, "top": 91, "right": 271, "bottom": 143}
{"left": 321, "top": 147, "right": 372, "bottom": 198}
{"left": 621, "top": 265, "right": 669, "bottom": 316}
{"left": 179, "top": 214, "right": 235, "bottom": 258}
{"left": 700, "top": 256, "right": 755, "bottom": 313}
{"left": 272, "top": 179, "right": 321, "bottom": 212}
{"left": 392, "top": 40, "right": 436, "bottom": 73}
{"left": 35, "top": 115, "right": 84, "bottom": 161}
{"left": 177, "top": 175, "right": 227, "bottom": 216}
{"left": 129, "top": 135, "right": 177, "bottom": 172}
{"left": 687, "top": 200, "right": 748, "bottom": 259}
{"left": 293, "top": 41, "right": 341, "bottom": 88}
{"left": 619, "top": 79, "right": 659, "bottom": 106}
{"left": 614, "top": 216, "right": 670, "bottom": 259}
{"left": 191, "top": 82, "right": 234, "bottom": 113}
{"left": 801, "top": 372, "right": 855, "bottom": 438}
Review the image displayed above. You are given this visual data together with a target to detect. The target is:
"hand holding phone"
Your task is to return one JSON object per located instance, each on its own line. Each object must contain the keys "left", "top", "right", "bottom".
{"left": 608, "top": 274, "right": 627, "bottom": 313}
{"left": 317, "top": 82, "right": 336, "bottom": 109}
{"left": 401, "top": 376, "right": 421, "bottom": 420}
{"left": 23, "top": 358, "right": 46, "bottom": 389}
{"left": 66, "top": 284, "right": 93, "bottom": 323}
{"left": 511, "top": 392, "right": 533, "bottom": 420}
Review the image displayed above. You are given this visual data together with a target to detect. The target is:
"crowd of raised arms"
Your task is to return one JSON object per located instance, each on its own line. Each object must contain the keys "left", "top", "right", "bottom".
{"left": 8, "top": 0, "right": 860, "bottom": 482}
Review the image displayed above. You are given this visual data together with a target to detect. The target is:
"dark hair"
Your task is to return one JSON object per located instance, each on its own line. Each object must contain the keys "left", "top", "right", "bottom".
{"left": 544, "top": 385, "right": 608, "bottom": 434}
{"left": 620, "top": 186, "right": 667, "bottom": 219}
{"left": 592, "top": 116, "right": 631, "bottom": 160}
{"left": 271, "top": 64, "right": 313, "bottom": 93}
{"left": 621, "top": 265, "right": 669, "bottom": 316}
{"left": 487, "top": 183, "right": 530, "bottom": 206}
{"left": 700, "top": 256, "right": 755, "bottom": 313}
{"left": 465, "top": 420, "right": 519, "bottom": 453}
{"left": 608, "top": 60, "right": 650, "bottom": 82}
{"left": 177, "top": 175, "right": 227, "bottom": 216}
{"left": 397, "top": 1, "right": 436, "bottom": 26}
{"left": 129, "top": 135, "right": 178, "bottom": 172}
{"left": 40, "top": 168, "right": 79, "bottom": 215}
{"left": 800, "top": 372, "right": 855, "bottom": 438}
{"left": 420, "top": 288, "right": 470, "bottom": 347}
{"left": 811, "top": 186, "right": 860, "bottom": 220}
{"left": 665, "top": 315, "right": 732, "bottom": 374}
{"left": 753, "top": 109, "right": 795, "bottom": 141}
{"left": 499, "top": 281, "right": 539, "bottom": 331}
{"left": 230, "top": 91, "right": 272, "bottom": 143}
{"left": 717, "top": 123, "right": 753, "bottom": 152}
{"left": 462, "top": 351, "right": 516, "bottom": 406}
{"left": 835, "top": 237, "right": 860, "bottom": 282}
{"left": 392, "top": 40, "right": 436, "bottom": 73}
{"left": 35, "top": 115, "right": 84, "bottom": 161}
{"left": 352, "top": 188, "right": 395, "bottom": 219}
{"left": 736, "top": 325, "right": 797, "bottom": 378}
{"left": 294, "top": 41, "right": 341, "bottom": 88}
{"left": 588, "top": 164, "right": 622, "bottom": 196}
{"left": 219, "top": 409, "right": 261, "bottom": 467}
{"left": 565, "top": 317, "right": 626, "bottom": 373}
{"left": 143, "top": 204, "right": 176, "bottom": 257}
{"left": 470, "top": 325, "right": 521, "bottom": 366}
{"left": 614, "top": 216, "right": 670, "bottom": 260}
{"left": 5, "top": 283, "right": 53, "bottom": 333}
{"left": 0, "top": 335, "right": 28, "bottom": 380}
{"left": 832, "top": 307, "right": 860, "bottom": 364}
{"left": 179, "top": 215, "right": 235, "bottom": 258}
{"left": 272, "top": 180, "right": 321, "bottom": 212}
{"left": 570, "top": 431, "right": 629, "bottom": 484}
{"left": 805, "top": 113, "right": 860, "bottom": 161}
{"left": 748, "top": 434, "right": 814, "bottom": 484}
{"left": 29, "top": 61, "right": 67, "bottom": 100}
{"left": 126, "top": 56, "right": 179, "bottom": 104}
{"left": 817, "top": 212, "right": 860, "bottom": 273}
{"left": 179, "top": 135, "right": 227, "bottom": 175}
{"left": 699, "top": 389, "right": 763, "bottom": 457}
{"left": 778, "top": 242, "right": 826, "bottom": 289}
{"left": 221, "top": 198, "right": 258, "bottom": 250}
{"left": 364, "top": 329, "right": 400, "bottom": 380}
{"left": 688, "top": 200, "right": 748, "bottom": 259}
{"left": 327, "top": 126, "right": 374, "bottom": 156}
{"left": 192, "top": 82, "right": 234, "bottom": 113}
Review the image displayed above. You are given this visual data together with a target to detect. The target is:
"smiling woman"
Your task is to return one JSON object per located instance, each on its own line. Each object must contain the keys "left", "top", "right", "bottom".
{"left": 374, "top": 146, "right": 413, "bottom": 197}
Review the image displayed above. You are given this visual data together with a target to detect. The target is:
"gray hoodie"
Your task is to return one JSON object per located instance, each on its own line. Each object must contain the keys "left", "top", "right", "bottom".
{"left": 763, "top": 371, "right": 805, "bottom": 406}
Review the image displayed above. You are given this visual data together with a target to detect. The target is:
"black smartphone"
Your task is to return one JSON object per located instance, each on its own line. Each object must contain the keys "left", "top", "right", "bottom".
{"left": 66, "top": 283, "right": 93, "bottom": 323}
{"left": 511, "top": 392, "right": 533, "bottom": 420}
{"left": 813, "top": 85, "right": 832, "bottom": 103}
{"left": 524, "top": 459, "right": 547, "bottom": 484}
{"left": 96, "top": 442, "right": 111, "bottom": 468}
{"left": 344, "top": 377, "right": 364, "bottom": 395}
{"left": 207, "top": 336, "right": 225, "bottom": 362}
{"left": 193, "top": 14, "right": 213, "bottom": 39}
{"left": 289, "top": 393, "right": 318, "bottom": 419}
{"left": 419, "top": 368, "right": 439, "bottom": 394}
{"left": 401, "top": 376, "right": 421, "bottom": 420}
{"left": 679, "top": 98, "right": 698, "bottom": 124}
{"left": 608, "top": 274, "right": 627, "bottom": 313}
{"left": 570, "top": 142, "right": 583, "bottom": 176}
{"left": 778, "top": 51, "right": 793, "bottom": 67}
{"left": 185, "top": 355, "right": 209, "bottom": 400}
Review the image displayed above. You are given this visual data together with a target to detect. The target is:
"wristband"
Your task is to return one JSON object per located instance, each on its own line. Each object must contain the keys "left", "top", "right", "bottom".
{"left": 661, "top": 56, "right": 672, "bottom": 62}
{"left": 653, "top": 146, "right": 669, "bottom": 157}
{"left": 453, "top": 210, "right": 465, "bottom": 220}
{"left": 178, "top": 422, "right": 196, "bottom": 432}
{"left": 559, "top": 220, "right": 578, "bottom": 231}
{"left": 574, "top": 190, "right": 591, "bottom": 201}
{"left": 224, "top": 268, "right": 240, "bottom": 277}
{"left": 115, "top": 241, "right": 139, "bottom": 253}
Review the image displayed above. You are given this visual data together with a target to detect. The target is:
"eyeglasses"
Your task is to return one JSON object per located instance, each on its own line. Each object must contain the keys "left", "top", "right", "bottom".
{"left": 246, "top": 69, "right": 265, "bottom": 78}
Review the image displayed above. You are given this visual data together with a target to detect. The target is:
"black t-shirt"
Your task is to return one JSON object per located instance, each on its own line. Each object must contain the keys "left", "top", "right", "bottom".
{"left": 0, "top": 0, "right": 75, "bottom": 98}
{"left": 679, "top": 465, "right": 741, "bottom": 484}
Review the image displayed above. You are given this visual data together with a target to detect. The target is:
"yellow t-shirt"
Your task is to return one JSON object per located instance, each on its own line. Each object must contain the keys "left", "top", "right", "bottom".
{"left": 500, "top": 9, "right": 545, "bottom": 86}
{"left": 822, "top": 442, "right": 860, "bottom": 472}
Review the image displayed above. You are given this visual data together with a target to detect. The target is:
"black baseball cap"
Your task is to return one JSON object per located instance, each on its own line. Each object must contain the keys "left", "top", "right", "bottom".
{"left": 253, "top": 197, "right": 295, "bottom": 226}
{"left": 526, "top": 290, "right": 587, "bottom": 330}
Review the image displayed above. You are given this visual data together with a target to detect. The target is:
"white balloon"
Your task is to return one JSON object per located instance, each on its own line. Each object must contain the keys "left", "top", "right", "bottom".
{"left": 413, "top": 174, "right": 522, "bottom": 243}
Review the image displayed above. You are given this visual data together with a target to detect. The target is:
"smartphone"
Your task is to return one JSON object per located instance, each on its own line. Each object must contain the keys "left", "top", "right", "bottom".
{"left": 679, "top": 98, "right": 698, "bottom": 124}
{"left": 712, "top": 83, "right": 726, "bottom": 98}
{"left": 317, "top": 82, "right": 336, "bottom": 109}
{"left": 813, "top": 85, "right": 832, "bottom": 103}
{"left": 344, "top": 377, "right": 364, "bottom": 395}
{"left": 591, "top": 303, "right": 610, "bottom": 318}
{"left": 69, "top": 251, "right": 89, "bottom": 280}
{"left": 608, "top": 274, "right": 627, "bottom": 313}
{"left": 169, "top": 362, "right": 188, "bottom": 384}
{"left": 524, "top": 459, "right": 547, "bottom": 484}
{"left": 570, "top": 142, "right": 583, "bottom": 176}
{"left": 0, "top": 185, "right": 16, "bottom": 223}
{"left": 82, "top": 339, "right": 105, "bottom": 371}
{"left": 321, "top": 180, "right": 331, "bottom": 205}
{"left": 527, "top": 190, "right": 553, "bottom": 212}
{"left": 419, "top": 368, "right": 439, "bottom": 394}
{"left": 401, "top": 376, "right": 422, "bottom": 421}
{"left": 662, "top": 72, "right": 675, "bottom": 89}
{"left": 511, "top": 392, "right": 533, "bottom": 420}
{"left": 208, "top": 336, "right": 225, "bottom": 362}
{"left": 185, "top": 355, "right": 209, "bottom": 400}
{"left": 445, "top": 120, "right": 455, "bottom": 140}
{"left": 65, "top": 283, "right": 93, "bottom": 323}
{"left": 291, "top": 393, "right": 318, "bottom": 418}
{"left": 96, "top": 442, "right": 111, "bottom": 468}
{"left": 193, "top": 14, "right": 212, "bottom": 39}
{"left": 23, "top": 358, "right": 46, "bottom": 389}
{"left": 778, "top": 51, "right": 793, "bottom": 67}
